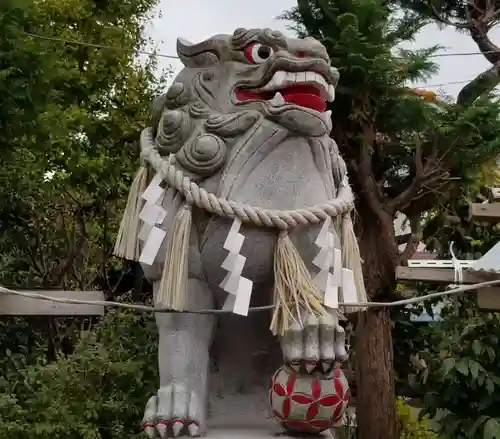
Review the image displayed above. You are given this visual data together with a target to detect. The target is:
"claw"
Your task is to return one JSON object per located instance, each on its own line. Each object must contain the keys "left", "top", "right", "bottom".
{"left": 304, "top": 314, "right": 320, "bottom": 364}
{"left": 305, "top": 361, "right": 317, "bottom": 373}
{"left": 156, "top": 422, "right": 168, "bottom": 438}
{"left": 334, "top": 325, "right": 348, "bottom": 362}
{"left": 321, "top": 360, "right": 333, "bottom": 374}
{"left": 173, "top": 420, "right": 184, "bottom": 437}
{"left": 143, "top": 425, "right": 156, "bottom": 438}
{"left": 290, "top": 362, "right": 300, "bottom": 373}
{"left": 188, "top": 423, "right": 200, "bottom": 437}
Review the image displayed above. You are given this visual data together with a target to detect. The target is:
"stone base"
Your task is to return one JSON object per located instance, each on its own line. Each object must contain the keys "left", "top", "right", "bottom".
{"left": 206, "top": 420, "right": 334, "bottom": 438}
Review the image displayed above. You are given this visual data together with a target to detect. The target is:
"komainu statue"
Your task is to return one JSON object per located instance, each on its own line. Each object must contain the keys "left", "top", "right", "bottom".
{"left": 114, "top": 28, "right": 367, "bottom": 438}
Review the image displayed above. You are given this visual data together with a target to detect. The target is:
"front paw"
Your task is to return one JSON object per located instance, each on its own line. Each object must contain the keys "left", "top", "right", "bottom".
{"left": 142, "top": 384, "right": 204, "bottom": 437}
{"left": 280, "top": 313, "right": 348, "bottom": 375}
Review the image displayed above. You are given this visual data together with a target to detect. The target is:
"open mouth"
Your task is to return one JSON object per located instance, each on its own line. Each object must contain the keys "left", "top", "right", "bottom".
{"left": 235, "top": 70, "right": 335, "bottom": 113}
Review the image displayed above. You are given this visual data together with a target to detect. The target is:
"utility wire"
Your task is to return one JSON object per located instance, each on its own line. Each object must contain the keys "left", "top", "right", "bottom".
{"left": 20, "top": 30, "right": 499, "bottom": 62}
{"left": 19, "top": 31, "right": 476, "bottom": 89}
{"left": 19, "top": 31, "right": 179, "bottom": 60}
{"left": 1, "top": 279, "right": 499, "bottom": 315}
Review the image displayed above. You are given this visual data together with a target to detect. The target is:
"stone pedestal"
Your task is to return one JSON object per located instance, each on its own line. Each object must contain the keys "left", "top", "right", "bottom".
{"left": 205, "top": 422, "right": 335, "bottom": 438}
{"left": 206, "top": 312, "right": 336, "bottom": 438}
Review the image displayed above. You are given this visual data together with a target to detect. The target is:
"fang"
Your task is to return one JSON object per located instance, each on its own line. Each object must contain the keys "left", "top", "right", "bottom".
{"left": 269, "top": 92, "right": 285, "bottom": 106}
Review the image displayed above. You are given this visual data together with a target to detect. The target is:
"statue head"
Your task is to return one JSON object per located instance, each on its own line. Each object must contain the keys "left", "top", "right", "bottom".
{"left": 151, "top": 28, "right": 339, "bottom": 176}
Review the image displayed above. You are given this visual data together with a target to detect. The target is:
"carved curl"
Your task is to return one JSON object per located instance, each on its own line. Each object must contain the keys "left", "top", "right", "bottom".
{"left": 175, "top": 134, "right": 226, "bottom": 176}
{"left": 205, "top": 111, "right": 260, "bottom": 138}
{"left": 155, "top": 110, "right": 192, "bottom": 155}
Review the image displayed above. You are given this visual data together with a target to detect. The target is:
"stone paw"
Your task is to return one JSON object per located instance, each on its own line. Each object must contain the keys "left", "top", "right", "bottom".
{"left": 280, "top": 312, "right": 348, "bottom": 375}
{"left": 142, "top": 384, "right": 204, "bottom": 437}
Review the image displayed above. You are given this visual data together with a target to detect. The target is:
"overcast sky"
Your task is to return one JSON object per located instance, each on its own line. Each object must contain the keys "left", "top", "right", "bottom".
{"left": 145, "top": 0, "right": 500, "bottom": 98}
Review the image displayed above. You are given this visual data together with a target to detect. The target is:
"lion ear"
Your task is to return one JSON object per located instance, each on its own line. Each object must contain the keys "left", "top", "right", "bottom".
{"left": 176, "top": 37, "right": 222, "bottom": 68}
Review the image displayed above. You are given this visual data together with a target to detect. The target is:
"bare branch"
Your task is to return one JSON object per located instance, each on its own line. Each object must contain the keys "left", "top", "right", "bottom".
{"left": 399, "top": 213, "right": 422, "bottom": 264}
{"left": 387, "top": 141, "right": 425, "bottom": 213}
{"left": 469, "top": 26, "right": 500, "bottom": 65}
{"left": 428, "top": 2, "right": 473, "bottom": 28}
{"left": 357, "top": 125, "right": 390, "bottom": 221}
{"left": 396, "top": 233, "right": 411, "bottom": 245}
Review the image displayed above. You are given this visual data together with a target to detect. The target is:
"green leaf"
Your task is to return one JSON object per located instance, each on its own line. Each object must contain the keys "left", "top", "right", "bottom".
{"left": 487, "top": 347, "right": 496, "bottom": 362}
{"left": 469, "top": 360, "right": 480, "bottom": 379}
{"left": 472, "top": 339, "right": 483, "bottom": 356}
{"left": 441, "top": 357, "right": 456, "bottom": 376}
{"left": 469, "top": 415, "right": 489, "bottom": 437}
{"left": 486, "top": 378, "right": 495, "bottom": 395}
{"left": 484, "top": 418, "right": 500, "bottom": 439}
{"left": 456, "top": 359, "right": 469, "bottom": 376}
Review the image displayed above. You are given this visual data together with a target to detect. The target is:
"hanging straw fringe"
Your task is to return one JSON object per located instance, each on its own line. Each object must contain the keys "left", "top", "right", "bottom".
{"left": 156, "top": 203, "right": 192, "bottom": 310}
{"left": 341, "top": 213, "right": 368, "bottom": 312}
{"left": 113, "top": 165, "right": 149, "bottom": 260}
{"left": 270, "top": 231, "right": 328, "bottom": 337}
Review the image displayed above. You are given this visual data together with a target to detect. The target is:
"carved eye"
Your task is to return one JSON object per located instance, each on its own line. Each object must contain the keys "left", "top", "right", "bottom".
{"left": 244, "top": 43, "right": 274, "bottom": 64}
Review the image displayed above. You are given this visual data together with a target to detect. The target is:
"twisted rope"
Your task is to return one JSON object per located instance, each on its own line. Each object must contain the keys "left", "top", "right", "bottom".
{"left": 2, "top": 279, "right": 500, "bottom": 314}
{"left": 140, "top": 128, "right": 354, "bottom": 230}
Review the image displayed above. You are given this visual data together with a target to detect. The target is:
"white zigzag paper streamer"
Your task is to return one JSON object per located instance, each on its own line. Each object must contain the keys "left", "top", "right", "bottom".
{"left": 313, "top": 217, "right": 339, "bottom": 309}
{"left": 220, "top": 218, "right": 253, "bottom": 316}
{"left": 138, "top": 174, "right": 168, "bottom": 266}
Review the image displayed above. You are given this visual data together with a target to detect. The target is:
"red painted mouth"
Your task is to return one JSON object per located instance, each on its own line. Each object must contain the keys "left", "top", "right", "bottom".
{"left": 235, "top": 84, "right": 327, "bottom": 113}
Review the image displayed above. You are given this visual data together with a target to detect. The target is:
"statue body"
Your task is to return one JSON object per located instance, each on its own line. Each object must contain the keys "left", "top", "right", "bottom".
{"left": 139, "top": 28, "right": 350, "bottom": 438}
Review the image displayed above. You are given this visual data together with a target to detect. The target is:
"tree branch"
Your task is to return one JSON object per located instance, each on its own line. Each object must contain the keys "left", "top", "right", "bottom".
{"left": 396, "top": 233, "right": 411, "bottom": 245}
{"left": 428, "top": 2, "right": 473, "bottom": 28}
{"left": 469, "top": 26, "right": 500, "bottom": 65}
{"left": 398, "top": 213, "right": 422, "bottom": 264}
{"left": 457, "top": 62, "right": 500, "bottom": 105}
{"left": 357, "top": 124, "right": 389, "bottom": 221}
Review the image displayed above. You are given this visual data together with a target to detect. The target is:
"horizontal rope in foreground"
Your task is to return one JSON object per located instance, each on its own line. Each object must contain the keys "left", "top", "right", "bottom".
{"left": 1, "top": 280, "right": 499, "bottom": 315}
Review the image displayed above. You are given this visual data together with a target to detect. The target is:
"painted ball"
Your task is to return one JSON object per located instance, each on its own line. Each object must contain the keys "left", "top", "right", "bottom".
{"left": 269, "top": 365, "right": 350, "bottom": 434}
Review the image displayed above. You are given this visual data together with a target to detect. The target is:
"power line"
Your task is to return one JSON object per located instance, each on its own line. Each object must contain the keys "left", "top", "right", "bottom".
{"left": 420, "top": 79, "right": 470, "bottom": 87}
{"left": 20, "top": 31, "right": 179, "bottom": 60}
{"left": 19, "top": 31, "right": 488, "bottom": 89}
{"left": 21, "top": 30, "right": 499, "bottom": 62}
{"left": 1, "top": 279, "right": 499, "bottom": 315}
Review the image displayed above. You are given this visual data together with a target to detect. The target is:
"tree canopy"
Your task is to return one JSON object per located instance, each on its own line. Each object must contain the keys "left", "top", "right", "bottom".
{"left": 282, "top": 1, "right": 500, "bottom": 438}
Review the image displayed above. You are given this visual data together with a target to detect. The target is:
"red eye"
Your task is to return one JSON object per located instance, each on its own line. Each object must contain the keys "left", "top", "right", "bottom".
{"left": 244, "top": 43, "right": 274, "bottom": 64}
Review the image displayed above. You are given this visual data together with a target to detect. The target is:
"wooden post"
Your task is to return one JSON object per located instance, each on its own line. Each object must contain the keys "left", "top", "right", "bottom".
{"left": 469, "top": 203, "right": 500, "bottom": 222}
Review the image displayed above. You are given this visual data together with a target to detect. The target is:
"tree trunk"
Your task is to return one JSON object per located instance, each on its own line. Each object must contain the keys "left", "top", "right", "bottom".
{"left": 356, "top": 308, "right": 398, "bottom": 439}
{"left": 354, "top": 205, "right": 399, "bottom": 439}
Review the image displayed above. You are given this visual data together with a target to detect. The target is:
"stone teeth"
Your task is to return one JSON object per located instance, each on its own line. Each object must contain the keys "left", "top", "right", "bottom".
{"left": 269, "top": 91, "right": 285, "bottom": 106}
{"left": 260, "top": 71, "right": 286, "bottom": 91}
{"left": 327, "top": 84, "right": 335, "bottom": 102}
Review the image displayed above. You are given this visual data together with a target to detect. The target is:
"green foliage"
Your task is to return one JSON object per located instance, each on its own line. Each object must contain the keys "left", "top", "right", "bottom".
{"left": 406, "top": 302, "right": 500, "bottom": 439}
{"left": 0, "top": 0, "right": 165, "bottom": 293}
{"left": 0, "top": 309, "right": 158, "bottom": 438}
{"left": 396, "top": 397, "right": 440, "bottom": 439}
{"left": 0, "top": 0, "right": 165, "bottom": 435}
{"left": 282, "top": 0, "right": 500, "bottom": 245}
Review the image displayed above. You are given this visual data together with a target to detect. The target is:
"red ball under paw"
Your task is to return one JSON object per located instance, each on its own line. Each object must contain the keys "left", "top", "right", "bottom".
{"left": 269, "top": 365, "right": 350, "bottom": 434}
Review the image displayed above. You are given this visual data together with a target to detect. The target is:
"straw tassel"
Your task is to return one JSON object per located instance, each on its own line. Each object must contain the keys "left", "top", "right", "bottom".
{"left": 113, "top": 165, "right": 149, "bottom": 260}
{"left": 270, "top": 231, "right": 328, "bottom": 337}
{"left": 156, "top": 203, "right": 192, "bottom": 310}
{"left": 341, "top": 213, "right": 368, "bottom": 312}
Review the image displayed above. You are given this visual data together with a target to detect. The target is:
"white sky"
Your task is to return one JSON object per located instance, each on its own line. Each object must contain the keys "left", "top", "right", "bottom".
{"left": 146, "top": 0, "right": 500, "bottom": 98}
